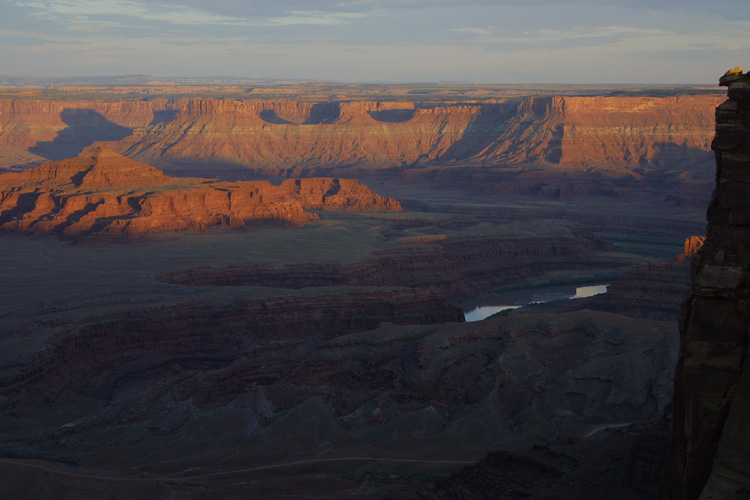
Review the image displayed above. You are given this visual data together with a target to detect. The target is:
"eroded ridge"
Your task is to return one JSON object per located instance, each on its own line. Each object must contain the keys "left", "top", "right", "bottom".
{"left": 0, "top": 147, "right": 401, "bottom": 238}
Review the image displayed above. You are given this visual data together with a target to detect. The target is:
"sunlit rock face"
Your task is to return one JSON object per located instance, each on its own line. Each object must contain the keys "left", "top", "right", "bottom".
{"left": 0, "top": 96, "right": 722, "bottom": 173}
{"left": 0, "top": 147, "right": 401, "bottom": 238}
{"left": 661, "top": 69, "right": 750, "bottom": 500}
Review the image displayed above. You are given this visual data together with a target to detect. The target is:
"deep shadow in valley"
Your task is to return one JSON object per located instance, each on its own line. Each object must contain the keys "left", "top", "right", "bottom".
{"left": 29, "top": 109, "right": 133, "bottom": 161}
{"left": 0, "top": 174, "right": 706, "bottom": 498}
{"left": 0, "top": 85, "right": 725, "bottom": 499}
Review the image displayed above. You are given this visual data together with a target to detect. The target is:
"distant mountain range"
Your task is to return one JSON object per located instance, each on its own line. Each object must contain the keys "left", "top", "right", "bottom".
{"left": 0, "top": 74, "right": 723, "bottom": 91}
{"left": 0, "top": 74, "right": 318, "bottom": 87}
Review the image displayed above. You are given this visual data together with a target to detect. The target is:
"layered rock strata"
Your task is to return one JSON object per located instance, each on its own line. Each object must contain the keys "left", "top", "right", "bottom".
{"left": 0, "top": 147, "right": 401, "bottom": 237}
{"left": 1, "top": 288, "right": 463, "bottom": 399}
{"left": 586, "top": 235, "right": 707, "bottom": 322}
{"left": 585, "top": 236, "right": 704, "bottom": 321}
{"left": 156, "top": 230, "right": 616, "bottom": 299}
{"left": 0, "top": 96, "right": 722, "bottom": 174}
{"left": 661, "top": 70, "right": 750, "bottom": 499}
{"left": 584, "top": 261, "right": 690, "bottom": 321}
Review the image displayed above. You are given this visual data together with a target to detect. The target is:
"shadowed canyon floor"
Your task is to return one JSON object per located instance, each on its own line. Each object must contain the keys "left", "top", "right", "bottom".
{"left": 0, "top": 83, "right": 720, "bottom": 498}
{"left": 0, "top": 179, "right": 703, "bottom": 498}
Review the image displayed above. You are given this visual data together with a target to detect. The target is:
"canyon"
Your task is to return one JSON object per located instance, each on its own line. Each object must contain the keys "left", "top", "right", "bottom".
{"left": 0, "top": 91, "right": 723, "bottom": 205}
{"left": 0, "top": 82, "right": 734, "bottom": 499}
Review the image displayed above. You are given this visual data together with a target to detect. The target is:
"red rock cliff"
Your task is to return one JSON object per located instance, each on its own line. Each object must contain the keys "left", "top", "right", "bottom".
{"left": 0, "top": 96, "right": 723, "bottom": 174}
{"left": 557, "top": 96, "right": 719, "bottom": 168}
{"left": 0, "top": 147, "right": 401, "bottom": 238}
{"left": 661, "top": 70, "right": 750, "bottom": 499}
{"left": 0, "top": 99, "right": 176, "bottom": 153}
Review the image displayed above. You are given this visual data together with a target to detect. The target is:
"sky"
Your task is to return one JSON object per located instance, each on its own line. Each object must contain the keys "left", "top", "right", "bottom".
{"left": 2, "top": 0, "right": 750, "bottom": 83}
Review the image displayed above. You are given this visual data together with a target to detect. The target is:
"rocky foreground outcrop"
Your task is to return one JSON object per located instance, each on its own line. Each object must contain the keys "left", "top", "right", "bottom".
{"left": 0, "top": 147, "right": 401, "bottom": 237}
{"left": 0, "top": 308, "right": 677, "bottom": 491}
{"left": 0, "top": 95, "right": 722, "bottom": 175}
{"left": 409, "top": 423, "right": 669, "bottom": 500}
{"left": 661, "top": 70, "right": 750, "bottom": 499}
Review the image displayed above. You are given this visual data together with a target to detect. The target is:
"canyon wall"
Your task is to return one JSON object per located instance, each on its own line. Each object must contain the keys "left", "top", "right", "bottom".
{"left": 661, "top": 70, "right": 750, "bottom": 499}
{"left": 588, "top": 261, "right": 691, "bottom": 321}
{"left": 0, "top": 99, "right": 178, "bottom": 165}
{"left": 557, "top": 96, "right": 718, "bottom": 169}
{"left": 0, "top": 95, "right": 723, "bottom": 176}
{"left": 1, "top": 288, "right": 464, "bottom": 399}
{"left": 584, "top": 236, "right": 703, "bottom": 321}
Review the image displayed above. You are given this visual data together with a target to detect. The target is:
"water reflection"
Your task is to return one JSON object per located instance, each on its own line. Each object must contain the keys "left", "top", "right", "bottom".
{"left": 464, "top": 284, "right": 609, "bottom": 322}
{"left": 573, "top": 284, "right": 608, "bottom": 299}
{"left": 464, "top": 305, "right": 521, "bottom": 322}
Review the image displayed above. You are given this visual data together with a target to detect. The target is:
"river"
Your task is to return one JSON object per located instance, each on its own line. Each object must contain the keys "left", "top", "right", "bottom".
{"left": 463, "top": 284, "right": 609, "bottom": 322}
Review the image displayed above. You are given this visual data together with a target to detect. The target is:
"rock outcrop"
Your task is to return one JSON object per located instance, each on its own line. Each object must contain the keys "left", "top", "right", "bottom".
{"left": 683, "top": 235, "right": 707, "bottom": 255}
{"left": 0, "top": 147, "right": 401, "bottom": 238}
{"left": 661, "top": 70, "right": 750, "bottom": 499}
{"left": 676, "top": 235, "right": 706, "bottom": 262}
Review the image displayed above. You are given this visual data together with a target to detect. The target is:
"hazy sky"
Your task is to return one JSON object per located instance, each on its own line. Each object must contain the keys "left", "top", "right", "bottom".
{"left": 3, "top": 0, "right": 750, "bottom": 83}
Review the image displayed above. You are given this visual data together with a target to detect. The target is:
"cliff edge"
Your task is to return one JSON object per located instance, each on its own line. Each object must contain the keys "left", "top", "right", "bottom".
{"left": 0, "top": 95, "right": 722, "bottom": 175}
{"left": 661, "top": 68, "right": 750, "bottom": 499}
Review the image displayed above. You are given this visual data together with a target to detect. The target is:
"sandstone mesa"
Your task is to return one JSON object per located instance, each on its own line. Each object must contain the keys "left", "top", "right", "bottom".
{"left": 0, "top": 147, "right": 401, "bottom": 238}
{"left": 0, "top": 95, "right": 722, "bottom": 174}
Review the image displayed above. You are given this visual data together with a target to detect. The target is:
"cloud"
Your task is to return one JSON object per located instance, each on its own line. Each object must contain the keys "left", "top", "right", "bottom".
{"left": 15, "top": 1, "right": 365, "bottom": 29}
{"left": 0, "top": 27, "right": 91, "bottom": 44}
{"left": 337, "top": 0, "right": 373, "bottom": 6}
{"left": 17, "top": 0, "right": 252, "bottom": 26}
{"left": 6, "top": 0, "right": 750, "bottom": 83}
{"left": 266, "top": 11, "right": 366, "bottom": 26}
{"left": 476, "top": 25, "right": 673, "bottom": 46}
{"left": 530, "top": 26, "right": 672, "bottom": 41}
{"left": 451, "top": 26, "right": 494, "bottom": 36}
